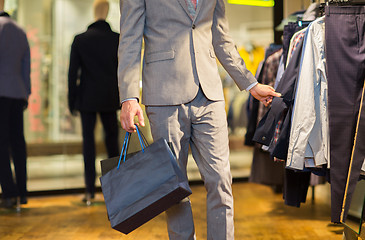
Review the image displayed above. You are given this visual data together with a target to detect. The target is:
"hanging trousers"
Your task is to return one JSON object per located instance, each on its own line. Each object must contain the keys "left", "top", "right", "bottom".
{"left": 0, "top": 97, "right": 27, "bottom": 199}
{"left": 80, "top": 111, "right": 119, "bottom": 195}
{"left": 325, "top": 6, "right": 365, "bottom": 223}
{"left": 343, "top": 83, "right": 365, "bottom": 222}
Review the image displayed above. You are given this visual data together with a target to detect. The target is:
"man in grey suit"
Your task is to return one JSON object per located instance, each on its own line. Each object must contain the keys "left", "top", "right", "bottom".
{"left": 0, "top": 10, "right": 31, "bottom": 208}
{"left": 118, "top": 0, "right": 280, "bottom": 239}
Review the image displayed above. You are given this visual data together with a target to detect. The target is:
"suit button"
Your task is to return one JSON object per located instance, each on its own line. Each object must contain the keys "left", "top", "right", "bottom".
{"left": 192, "top": 24, "right": 196, "bottom": 29}
{"left": 262, "top": 136, "right": 266, "bottom": 141}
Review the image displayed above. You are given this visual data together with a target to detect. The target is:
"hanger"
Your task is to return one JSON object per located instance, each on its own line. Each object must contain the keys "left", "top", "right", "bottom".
{"left": 325, "top": 0, "right": 365, "bottom": 5}
{"left": 350, "top": 0, "right": 365, "bottom": 4}
{"left": 319, "top": 0, "right": 365, "bottom": 16}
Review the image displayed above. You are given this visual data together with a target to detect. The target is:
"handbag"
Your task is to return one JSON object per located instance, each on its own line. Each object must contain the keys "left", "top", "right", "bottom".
{"left": 99, "top": 126, "right": 192, "bottom": 234}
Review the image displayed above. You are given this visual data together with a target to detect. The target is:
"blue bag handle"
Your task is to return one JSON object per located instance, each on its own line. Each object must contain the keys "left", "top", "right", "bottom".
{"left": 117, "top": 124, "right": 148, "bottom": 170}
{"left": 117, "top": 132, "right": 130, "bottom": 170}
{"left": 135, "top": 126, "right": 146, "bottom": 151}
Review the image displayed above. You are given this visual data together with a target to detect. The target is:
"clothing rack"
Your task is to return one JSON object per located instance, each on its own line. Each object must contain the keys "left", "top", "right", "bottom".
{"left": 324, "top": 0, "right": 365, "bottom": 5}
{"left": 319, "top": 0, "right": 365, "bottom": 14}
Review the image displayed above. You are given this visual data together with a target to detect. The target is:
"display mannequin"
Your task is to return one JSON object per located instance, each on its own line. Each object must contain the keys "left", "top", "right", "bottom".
{"left": 68, "top": 0, "right": 120, "bottom": 204}
{"left": 93, "top": 0, "right": 109, "bottom": 21}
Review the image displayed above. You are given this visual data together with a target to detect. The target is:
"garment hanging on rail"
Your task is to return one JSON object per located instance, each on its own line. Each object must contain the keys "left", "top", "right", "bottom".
{"left": 325, "top": 5, "right": 365, "bottom": 223}
{"left": 286, "top": 28, "right": 306, "bottom": 68}
{"left": 249, "top": 48, "right": 285, "bottom": 188}
{"left": 258, "top": 49, "right": 283, "bottom": 121}
{"left": 343, "top": 84, "right": 365, "bottom": 222}
{"left": 253, "top": 28, "right": 306, "bottom": 162}
{"left": 251, "top": 1, "right": 365, "bottom": 223}
{"left": 257, "top": 31, "right": 319, "bottom": 208}
{"left": 244, "top": 44, "right": 282, "bottom": 146}
{"left": 287, "top": 16, "right": 328, "bottom": 171}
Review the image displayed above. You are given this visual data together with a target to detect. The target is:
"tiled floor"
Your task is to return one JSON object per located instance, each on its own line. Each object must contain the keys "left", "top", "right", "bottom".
{"left": 3, "top": 145, "right": 362, "bottom": 239}
{"left": 0, "top": 182, "right": 345, "bottom": 240}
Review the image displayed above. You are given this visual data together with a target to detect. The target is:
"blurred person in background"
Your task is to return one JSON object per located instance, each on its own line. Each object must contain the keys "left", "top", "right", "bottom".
{"left": 68, "top": 0, "right": 120, "bottom": 204}
{"left": 0, "top": 9, "right": 31, "bottom": 208}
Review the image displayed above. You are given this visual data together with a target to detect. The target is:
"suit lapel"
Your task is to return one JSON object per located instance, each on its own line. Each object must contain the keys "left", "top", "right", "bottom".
{"left": 177, "top": 0, "right": 192, "bottom": 20}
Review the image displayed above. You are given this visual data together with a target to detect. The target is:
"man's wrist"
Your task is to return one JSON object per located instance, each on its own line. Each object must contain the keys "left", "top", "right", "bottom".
{"left": 246, "top": 82, "right": 258, "bottom": 91}
{"left": 121, "top": 97, "right": 138, "bottom": 104}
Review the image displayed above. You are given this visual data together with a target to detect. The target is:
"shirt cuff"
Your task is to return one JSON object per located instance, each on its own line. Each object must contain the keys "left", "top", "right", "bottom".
{"left": 121, "top": 97, "right": 138, "bottom": 104}
{"left": 246, "top": 82, "right": 258, "bottom": 91}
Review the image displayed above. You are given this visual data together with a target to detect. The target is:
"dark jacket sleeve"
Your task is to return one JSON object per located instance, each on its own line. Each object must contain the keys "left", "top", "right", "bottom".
{"left": 68, "top": 38, "right": 80, "bottom": 113}
{"left": 22, "top": 37, "right": 31, "bottom": 99}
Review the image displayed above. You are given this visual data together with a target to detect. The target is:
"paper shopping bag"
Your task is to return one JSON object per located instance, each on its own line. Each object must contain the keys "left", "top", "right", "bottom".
{"left": 100, "top": 128, "right": 192, "bottom": 234}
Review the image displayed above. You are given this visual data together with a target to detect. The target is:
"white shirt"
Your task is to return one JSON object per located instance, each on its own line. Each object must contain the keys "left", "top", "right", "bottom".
{"left": 286, "top": 17, "right": 329, "bottom": 170}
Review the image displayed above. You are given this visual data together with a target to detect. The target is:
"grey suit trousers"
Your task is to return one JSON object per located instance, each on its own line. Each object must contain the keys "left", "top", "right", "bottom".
{"left": 325, "top": 6, "right": 365, "bottom": 223}
{"left": 145, "top": 88, "right": 234, "bottom": 240}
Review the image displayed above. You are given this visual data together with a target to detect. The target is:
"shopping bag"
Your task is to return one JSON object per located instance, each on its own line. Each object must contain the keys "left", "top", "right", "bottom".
{"left": 99, "top": 126, "right": 192, "bottom": 234}
{"left": 100, "top": 133, "right": 175, "bottom": 176}
{"left": 100, "top": 126, "right": 150, "bottom": 176}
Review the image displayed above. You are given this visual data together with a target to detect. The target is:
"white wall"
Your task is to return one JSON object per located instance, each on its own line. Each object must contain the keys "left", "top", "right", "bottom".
{"left": 225, "top": 4, "right": 273, "bottom": 47}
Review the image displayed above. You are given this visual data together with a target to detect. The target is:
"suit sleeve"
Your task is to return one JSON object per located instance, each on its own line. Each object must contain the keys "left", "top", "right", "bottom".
{"left": 118, "top": 0, "right": 145, "bottom": 103}
{"left": 211, "top": 0, "right": 257, "bottom": 91}
{"left": 68, "top": 38, "right": 80, "bottom": 113}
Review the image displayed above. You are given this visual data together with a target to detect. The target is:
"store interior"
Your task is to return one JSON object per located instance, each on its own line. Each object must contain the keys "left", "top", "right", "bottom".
{"left": 0, "top": 0, "right": 365, "bottom": 239}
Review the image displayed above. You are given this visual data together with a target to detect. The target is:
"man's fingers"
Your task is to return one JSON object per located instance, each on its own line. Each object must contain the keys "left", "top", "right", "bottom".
{"left": 268, "top": 85, "right": 275, "bottom": 91}
{"left": 271, "top": 91, "right": 281, "bottom": 98}
{"left": 250, "top": 83, "right": 281, "bottom": 106}
{"left": 259, "top": 96, "right": 273, "bottom": 107}
{"left": 264, "top": 86, "right": 281, "bottom": 98}
{"left": 127, "top": 117, "right": 137, "bottom": 132}
{"left": 120, "top": 114, "right": 135, "bottom": 132}
{"left": 120, "top": 100, "right": 145, "bottom": 132}
{"left": 136, "top": 109, "right": 145, "bottom": 127}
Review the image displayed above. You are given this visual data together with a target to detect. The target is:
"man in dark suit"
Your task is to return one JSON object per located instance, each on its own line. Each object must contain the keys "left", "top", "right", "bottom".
{"left": 68, "top": 0, "right": 120, "bottom": 203}
{"left": 0, "top": 10, "right": 31, "bottom": 208}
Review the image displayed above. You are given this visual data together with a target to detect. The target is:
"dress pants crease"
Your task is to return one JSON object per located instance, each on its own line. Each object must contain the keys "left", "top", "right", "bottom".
{"left": 146, "top": 88, "right": 234, "bottom": 240}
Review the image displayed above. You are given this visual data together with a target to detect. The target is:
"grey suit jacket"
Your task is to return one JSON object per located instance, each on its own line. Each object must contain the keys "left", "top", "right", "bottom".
{"left": 118, "top": 0, "right": 257, "bottom": 106}
{"left": 0, "top": 14, "right": 31, "bottom": 100}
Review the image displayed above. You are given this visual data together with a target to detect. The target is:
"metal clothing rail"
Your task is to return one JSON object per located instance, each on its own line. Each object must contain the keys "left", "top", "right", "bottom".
{"left": 324, "top": 0, "right": 365, "bottom": 5}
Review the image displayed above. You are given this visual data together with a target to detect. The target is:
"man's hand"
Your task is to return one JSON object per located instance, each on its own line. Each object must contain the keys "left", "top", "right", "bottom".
{"left": 249, "top": 83, "right": 281, "bottom": 107}
{"left": 120, "top": 100, "right": 145, "bottom": 132}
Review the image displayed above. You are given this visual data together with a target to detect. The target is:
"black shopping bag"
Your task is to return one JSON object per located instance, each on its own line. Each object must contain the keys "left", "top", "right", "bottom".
{"left": 100, "top": 128, "right": 149, "bottom": 176}
{"left": 99, "top": 127, "right": 192, "bottom": 234}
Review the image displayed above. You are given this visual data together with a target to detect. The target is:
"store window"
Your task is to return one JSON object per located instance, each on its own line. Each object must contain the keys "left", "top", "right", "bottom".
{"left": 6, "top": 0, "right": 120, "bottom": 144}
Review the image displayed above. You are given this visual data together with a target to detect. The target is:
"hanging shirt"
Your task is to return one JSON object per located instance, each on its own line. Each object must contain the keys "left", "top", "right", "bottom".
{"left": 274, "top": 55, "right": 284, "bottom": 89}
{"left": 286, "top": 28, "right": 307, "bottom": 67}
{"left": 258, "top": 48, "right": 283, "bottom": 122}
{"left": 286, "top": 16, "right": 329, "bottom": 170}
